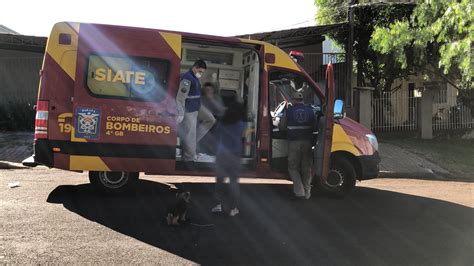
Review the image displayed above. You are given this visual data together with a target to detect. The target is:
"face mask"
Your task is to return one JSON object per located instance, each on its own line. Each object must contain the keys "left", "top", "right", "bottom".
{"left": 195, "top": 73, "right": 202, "bottom": 79}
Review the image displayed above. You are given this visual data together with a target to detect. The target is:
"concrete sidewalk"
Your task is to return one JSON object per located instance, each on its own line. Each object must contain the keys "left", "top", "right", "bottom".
{"left": 378, "top": 142, "right": 450, "bottom": 179}
{"left": 0, "top": 132, "right": 33, "bottom": 163}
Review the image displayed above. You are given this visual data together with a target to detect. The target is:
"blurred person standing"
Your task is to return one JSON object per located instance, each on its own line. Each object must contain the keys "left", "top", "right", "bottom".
{"left": 211, "top": 96, "right": 246, "bottom": 216}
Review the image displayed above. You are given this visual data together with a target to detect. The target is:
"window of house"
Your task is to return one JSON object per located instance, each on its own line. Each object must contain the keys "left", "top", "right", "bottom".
{"left": 86, "top": 55, "right": 170, "bottom": 101}
{"left": 425, "top": 82, "right": 447, "bottom": 104}
{"left": 434, "top": 87, "right": 447, "bottom": 104}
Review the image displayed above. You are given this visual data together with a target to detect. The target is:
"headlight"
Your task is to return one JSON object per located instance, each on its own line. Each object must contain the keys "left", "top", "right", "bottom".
{"left": 366, "top": 134, "right": 378, "bottom": 151}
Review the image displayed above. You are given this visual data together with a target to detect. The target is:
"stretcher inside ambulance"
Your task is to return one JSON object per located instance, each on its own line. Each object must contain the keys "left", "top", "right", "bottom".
{"left": 24, "top": 22, "right": 380, "bottom": 197}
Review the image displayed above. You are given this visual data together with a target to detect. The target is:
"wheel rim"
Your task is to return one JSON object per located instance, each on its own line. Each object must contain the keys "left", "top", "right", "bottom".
{"left": 325, "top": 169, "right": 345, "bottom": 189}
{"left": 99, "top": 171, "right": 128, "bottom": 189}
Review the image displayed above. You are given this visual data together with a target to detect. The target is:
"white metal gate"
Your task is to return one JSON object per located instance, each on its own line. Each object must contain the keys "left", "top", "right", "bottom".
{"left": 372, "top": 89, "right": 419, "bottom": 133}
{"left": 372, "top": 89, "right": 473, "bottom": 133}
{"left": 432, "top": 93, "right": 474, "bottom": 130}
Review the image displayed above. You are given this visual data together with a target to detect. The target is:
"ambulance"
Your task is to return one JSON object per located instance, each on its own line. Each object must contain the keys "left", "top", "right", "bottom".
{"left": 24, "top": 22, "right": 380, "bottom": 197}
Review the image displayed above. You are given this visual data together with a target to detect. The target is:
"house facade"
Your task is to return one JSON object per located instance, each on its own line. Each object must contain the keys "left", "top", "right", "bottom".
{"left": 0, "top": 26, "right": 46, "bottom": 106}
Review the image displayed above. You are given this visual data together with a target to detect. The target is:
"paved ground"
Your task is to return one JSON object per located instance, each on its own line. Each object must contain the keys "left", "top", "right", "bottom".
{"left": 1, "top": 167, "right": 473, "bottom": 265}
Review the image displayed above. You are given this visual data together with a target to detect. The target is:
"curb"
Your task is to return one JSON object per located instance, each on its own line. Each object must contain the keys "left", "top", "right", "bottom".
{"left": 379, "top": 171, "right": 443, "bottom": 180}
{"left": 0, "top": 161, "right": 30, "bottom": 170}
{"left": 378, "top": 170, "right": 465, "bottom": 181}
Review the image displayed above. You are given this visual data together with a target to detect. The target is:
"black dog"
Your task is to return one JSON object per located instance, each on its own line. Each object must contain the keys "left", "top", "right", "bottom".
{"left": 166, "top": 191, "right": 191, "bottom": 226}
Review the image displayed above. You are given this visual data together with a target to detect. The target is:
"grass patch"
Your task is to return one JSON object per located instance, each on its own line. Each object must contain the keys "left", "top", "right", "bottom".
{"left": 382, "top": 138, "right": 474, "bottom": 179}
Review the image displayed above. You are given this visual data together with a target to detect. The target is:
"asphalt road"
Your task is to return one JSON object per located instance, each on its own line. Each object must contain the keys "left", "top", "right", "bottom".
{"left": 1, "top": 167, "right": 473, "bottom": 265}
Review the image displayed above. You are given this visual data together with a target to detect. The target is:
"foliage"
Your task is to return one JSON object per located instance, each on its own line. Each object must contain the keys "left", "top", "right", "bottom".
{"left": 371, "top": 0, "right": 473, "bottom": 104}
{"left": 315, "top": 0, "right": 348, "bottom": 25}
{"left": 314, "top": 1, "right": 415, "bottom": 96}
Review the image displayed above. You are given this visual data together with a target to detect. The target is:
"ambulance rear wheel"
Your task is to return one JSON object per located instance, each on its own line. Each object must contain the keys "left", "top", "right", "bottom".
{"left": 319, "top": 157, "right": 356, "bottom": 198}
{"left": 89, "top": 171, "right": 139, "bottom": 193}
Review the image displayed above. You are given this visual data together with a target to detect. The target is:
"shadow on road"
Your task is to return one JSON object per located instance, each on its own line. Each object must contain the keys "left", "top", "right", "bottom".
{"left": 47, "top": 180, "right": 473, "bottom": 266}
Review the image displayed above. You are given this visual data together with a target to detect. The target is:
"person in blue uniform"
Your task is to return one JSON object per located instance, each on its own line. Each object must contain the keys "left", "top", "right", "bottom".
{"left": 280, "top": 91, "right": 316, "bottom": 199}
{"left": 176, "top": 60, "right": 216, "bottom": 162}
{"left": 211, "top": 96, "right": 246, "bottom": 216}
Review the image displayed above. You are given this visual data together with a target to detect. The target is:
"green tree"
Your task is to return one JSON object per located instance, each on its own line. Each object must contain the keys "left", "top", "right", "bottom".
{"left": 314, "top": 1, "right": 415, "bottom": 96}
{"left": 370, "top": 0, "right": 473, "bottom": 106}
{"left": 315, "top": 0, "right": 348, "bottom": 25}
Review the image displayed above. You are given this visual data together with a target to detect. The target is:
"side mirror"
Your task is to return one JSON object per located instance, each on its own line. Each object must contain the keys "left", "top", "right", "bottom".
{"left": 333, "top": 99, "right": 344, "bottom": 119}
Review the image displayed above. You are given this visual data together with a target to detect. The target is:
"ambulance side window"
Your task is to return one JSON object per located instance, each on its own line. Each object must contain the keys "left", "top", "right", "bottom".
{"left": 86, "top": 55, "right": 170, "bottom": 102}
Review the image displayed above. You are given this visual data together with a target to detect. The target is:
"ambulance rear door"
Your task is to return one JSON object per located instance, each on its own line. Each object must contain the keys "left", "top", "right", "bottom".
{"left": 314, "top": 63, "right": 335, "bottom": 180}
{"left": 70, "top": 24, "right": 182, "bottom": 173}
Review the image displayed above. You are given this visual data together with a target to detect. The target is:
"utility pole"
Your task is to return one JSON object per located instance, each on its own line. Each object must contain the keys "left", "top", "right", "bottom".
{"left": 346, "top": 0, "right": 355, "bottom": 105}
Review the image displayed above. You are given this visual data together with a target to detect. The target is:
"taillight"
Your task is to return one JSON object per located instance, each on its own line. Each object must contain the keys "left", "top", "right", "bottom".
{"left": 34, "top": 101, "right": 49, "bottom": 139}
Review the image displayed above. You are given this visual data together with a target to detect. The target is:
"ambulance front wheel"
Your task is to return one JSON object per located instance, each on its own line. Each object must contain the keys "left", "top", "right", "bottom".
{"left": 317, "top": 157, "right": 356, "bottom": 198}
{"left": 89, "top": 171, "right": 139, "bottom": 193}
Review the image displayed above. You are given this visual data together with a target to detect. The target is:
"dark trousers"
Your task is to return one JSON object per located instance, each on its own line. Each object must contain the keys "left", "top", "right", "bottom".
{"left": 215, "top": 153, "right": 241, "bottom": 208}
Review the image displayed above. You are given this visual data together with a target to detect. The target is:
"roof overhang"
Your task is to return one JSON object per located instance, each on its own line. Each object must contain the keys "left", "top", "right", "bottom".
{"left": 0, "top": 34, "right": 47, "bottom": 53}
{"left": 236, "top": 22, "right": 348, "bottom": 48}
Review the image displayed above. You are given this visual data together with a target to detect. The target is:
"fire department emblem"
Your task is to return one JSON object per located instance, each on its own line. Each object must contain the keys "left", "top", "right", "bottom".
{"left": 75, "top": 107, "right": 101, "bottom": 139}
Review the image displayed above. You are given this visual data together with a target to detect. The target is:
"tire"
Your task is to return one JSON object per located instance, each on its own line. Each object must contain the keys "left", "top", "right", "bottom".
{"left": 318, "top": 157, "right": 356, "bottom": 198}
{"left": 89, "top": 171, "right": 139, "bottom": 194}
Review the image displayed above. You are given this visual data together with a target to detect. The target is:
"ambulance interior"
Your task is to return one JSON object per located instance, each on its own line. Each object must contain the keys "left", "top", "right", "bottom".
{"left": 176, "top": 42, "right": 260, "bottom": 167}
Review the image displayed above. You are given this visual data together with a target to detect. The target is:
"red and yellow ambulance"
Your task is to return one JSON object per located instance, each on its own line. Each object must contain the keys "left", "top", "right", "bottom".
{"left": 25, "top": 22, "right": 380, "bottom": 197}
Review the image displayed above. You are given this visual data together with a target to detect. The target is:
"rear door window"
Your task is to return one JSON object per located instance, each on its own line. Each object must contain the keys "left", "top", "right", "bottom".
{"left": 87, "top": 55, "right": 170, "bottom": 101}
{"left": 269, "top": 71, "right": 322, "bottom": 112}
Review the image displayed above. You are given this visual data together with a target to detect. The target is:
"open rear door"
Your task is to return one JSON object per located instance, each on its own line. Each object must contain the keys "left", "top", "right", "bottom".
{"left": 313, "top": 63, "right": 335, "bottom": 180}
